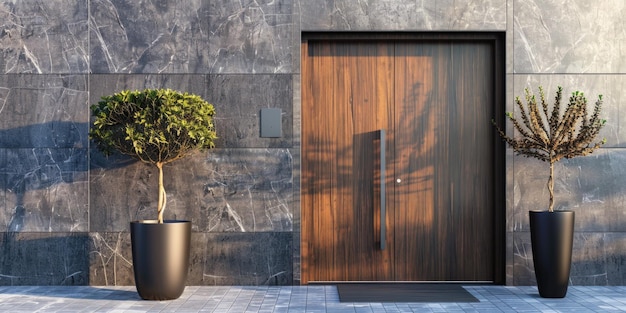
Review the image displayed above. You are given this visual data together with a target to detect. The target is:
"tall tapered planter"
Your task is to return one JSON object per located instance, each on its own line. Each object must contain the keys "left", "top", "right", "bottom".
{"left": 131, "top": 220, "right": 191, "bottom": 300}
{"left": 529, "top": 210, "right": 574, "bottom": 298}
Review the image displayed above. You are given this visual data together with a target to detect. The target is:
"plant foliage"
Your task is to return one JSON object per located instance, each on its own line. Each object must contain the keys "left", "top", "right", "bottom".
{"left": 89, "top": 89, "right": 217, "bottom": 222}
{"left": 493, "top": 86, "right": 606, "bottom": 212}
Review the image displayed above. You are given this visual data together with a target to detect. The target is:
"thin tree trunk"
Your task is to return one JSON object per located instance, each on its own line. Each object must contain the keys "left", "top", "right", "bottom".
{"left": 157, "top": 162, "right": 166, "bottom": 223}
{"left": 548, "top": 161, "right": 554, "bottom": 212}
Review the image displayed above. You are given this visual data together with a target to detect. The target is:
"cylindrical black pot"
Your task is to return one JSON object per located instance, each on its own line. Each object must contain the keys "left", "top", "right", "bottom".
{"left": 130, "top": 220, "right": 191, "bottom": 300}
{"left": 529, "top": 210, "right": 574, "bottom": 298}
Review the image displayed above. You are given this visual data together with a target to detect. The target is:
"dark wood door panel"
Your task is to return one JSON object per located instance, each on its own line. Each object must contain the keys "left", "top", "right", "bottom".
{"left": 393, "top": 42, "right": 495, "bottom": 281}
{"left": 301, "top": 41, "right": 394, "bottom": 282}
{"left": 302, "top": 36, "right": 500, "bottom": 283}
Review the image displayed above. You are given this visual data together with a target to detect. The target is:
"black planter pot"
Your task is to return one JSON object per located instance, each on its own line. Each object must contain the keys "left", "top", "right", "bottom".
{"left": 529, "top": 210, "right": 574, "bottom": 298}
{"left": 130, "top": 220, "right": 191, "bottom": 300}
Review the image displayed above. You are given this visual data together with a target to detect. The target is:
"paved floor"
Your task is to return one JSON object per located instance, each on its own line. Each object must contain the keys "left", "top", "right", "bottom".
{"left": 0, "top": 285, "right": 625, "bottom": 312}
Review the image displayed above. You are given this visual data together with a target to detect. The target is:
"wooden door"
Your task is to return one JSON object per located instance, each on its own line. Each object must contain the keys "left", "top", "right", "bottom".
{"left": 301, "top": 35, "right": 502, "bottom": 283}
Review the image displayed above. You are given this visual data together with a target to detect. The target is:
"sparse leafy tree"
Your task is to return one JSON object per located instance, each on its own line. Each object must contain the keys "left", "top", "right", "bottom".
{"left": 89, "top": 89, "right": 217, "bottom": 223}
{"left": 493, "top": 86, "right": 606, "bottom": 212}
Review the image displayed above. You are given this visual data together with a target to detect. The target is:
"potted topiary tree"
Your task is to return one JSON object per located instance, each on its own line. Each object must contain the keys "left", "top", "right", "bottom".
{"left": 493, "top": 86, "right": 605, "bottom": 298}
{"left": 89, "top": 89, "right": 217, "bottom": 300}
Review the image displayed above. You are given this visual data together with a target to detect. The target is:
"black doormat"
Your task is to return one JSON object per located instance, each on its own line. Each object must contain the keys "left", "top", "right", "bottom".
{"left": 335, "top": 283, "right": 479, "bottom": 303}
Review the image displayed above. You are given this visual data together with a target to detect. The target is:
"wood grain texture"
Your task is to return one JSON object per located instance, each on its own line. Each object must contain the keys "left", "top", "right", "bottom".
{"left": 302, "top": 34, "right": 502, "bottom": 283}
{"left": 302, "top": 40, "right": 395, "bottom": 282}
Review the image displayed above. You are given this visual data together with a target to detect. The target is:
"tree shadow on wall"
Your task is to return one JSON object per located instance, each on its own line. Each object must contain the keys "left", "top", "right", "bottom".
{"left": 0, "top": 121, "right": 135, "bottom": 286}
{"left": 300, "top": 80, "right": 441, "bottom": 279}
{"left": 0, "top": 121, "right": 136, "bottom": 233}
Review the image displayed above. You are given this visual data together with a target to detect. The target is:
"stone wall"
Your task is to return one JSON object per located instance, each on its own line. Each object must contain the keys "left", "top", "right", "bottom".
{"left": 0, "top": 0, "right": 625, "bottom": 286}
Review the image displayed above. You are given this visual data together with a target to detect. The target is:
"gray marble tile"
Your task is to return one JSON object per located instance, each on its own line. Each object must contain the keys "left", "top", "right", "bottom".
{"left": 0, "top": 1, "right": 89, "bottom": 74}
{"left": 511, "top": 149, "right": 626, "bottom": 232}
{"left": 0, "top": 148, "right": 88, "bottom": 232}
{"left": 207, "top": 0, "right": 293, "bottom": 73}
{"left": 292, "top": 75, "right": 301, "bottom": 147}
{"left": 89, "top": 74, "right": 207, "bottom": 104}
{"left": 605, "top": 233, "right": 626, "bottom": 285}
{"left": 207, "top": 74, "right": 293, "bottom": 148}
{"left": 88, "top": 74, "right": 293, "bottom": 148}
{"left": 292, "top": 4, "right": 302, "bottom": 75}
{"left": 505, "top": 229, "right": 515, "bottom": 285}
{"left": 0, "top": 232, "right": 89, "bottom": 285}
{"left": 511, "top": 232, "right": 534, "bottom": 285}
{"left": 0, "top": 75, "right": 89, "bottom": 148}
{"left": 291, "top": 76, "right": 301, "bottom": 284}
{"left": 88, "top": 232, "right": 134, "bottom": 286}
{"left": 190, "top": 232, "right": 293, "bottom": 285}
{"left": 198, "top": 149, "right": 293, "bottom": 232}
{"left": 506, "top": 0, "right": 514, "bottom": 74}
{"left": 571, "top": 233, "right": 609, "bottom": 285}
{"left": 513, "top": 231, "right": 626, "bottom": 286}
{"left": 299, "top": 0, "right": 506, "bottom": 31}
{"left": 90, "top": 148, "right": 292, "bottom": 232}
{"left": 0, "top": 149, "right": 4, "bottom": 223}
{"left": 90, "top": 0, "right": 209, "bottom": 73}
{"left": 513, "top": 0, "right": 626, "bottom": 73}
{"left": 89, "top": 231, "right": 292, "bottom": 286}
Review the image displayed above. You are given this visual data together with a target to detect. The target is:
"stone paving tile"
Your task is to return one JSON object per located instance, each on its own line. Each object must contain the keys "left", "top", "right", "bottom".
{"left": 0, "top": 285, "right": 625, "bottom": 312}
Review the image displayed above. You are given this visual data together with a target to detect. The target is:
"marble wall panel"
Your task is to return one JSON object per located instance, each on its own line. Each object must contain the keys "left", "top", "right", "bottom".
{"left": 88, "top": 74, "right": 293, "bottom": 149}
{"left": 89, "top": 0, "right": 208, "bottom": 74}
{"left": 505, "top": 227, "right": 515, "bottom": 285}
{"left": 90, "top": 148, "right": 292, "bottom": 232}
{"left": 0, "top": 149, "right": 4, "bottom": 224}
{"left": 0, "top": 148, "right": 88, "bottom": 232}
{"left": 605, "top": 233, "right": 626, "bottom": 285}
{"left": 511, "top": 149, "right": 626, "bottom": 233}
{"left": 506, "top": 0, "right": 514, "bottom": 73}
{"left": 0, "top": 0, "right": 89, "bottom": 74}
{"left": 88, "top": 232, "right": 133, "bottom": 286}
{"left": 89, "top": 231, "right": 292, "bottom": 286}
{"left": 0, "top": 232, "right": 89, "bottom": 285}
{"left": 571, "top": 233, "right": 610, "bottom": 285}
{"left": 291, "top": 4, "right": 302, "bottom": 75}
{"left": 511, "top": 232, "right": 534, "bottom": 285}
{"left": 207, "top": 75, "right": 293, "bottom": 148}
{"left": 299, "top": 0, "right": 506, "bottom": 31}
{"left": 513, "top": 0, "right": 626, "bottom": 73}
{"left": 513, "top": 232, "right": 626, "bottom": 286}
{"left": 291, "top": 75, "right": 301, "bottom": 283}
{"left": 0, "top": 75, "right": 89, "bottom": 148}
{"left": 188, "top": 149, "right": 293, "bottom": 233}
{"left": 190, "top": 232, "right": 293, "bottom": 285}
{"left": 89, "top": 74, "right": 207, "bottom": 104}
{"left": 207, "top": 0, "right": 293, "bottom": 73}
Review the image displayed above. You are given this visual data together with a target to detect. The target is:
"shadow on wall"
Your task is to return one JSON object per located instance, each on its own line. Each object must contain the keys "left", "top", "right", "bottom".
{"left": 0, "top": 121, "right": 88, "bottom": 149}
{"left": 0, "top": 232, "right": 90, "bottom": 285}
{"left": 0, "top": 121, "right": 137, "bottom": 286}
{"left": 0, "top": 122, "right": 138, "bottom": 232}
{"left": 1, "top": 122, "right": 294, "bottom": 287}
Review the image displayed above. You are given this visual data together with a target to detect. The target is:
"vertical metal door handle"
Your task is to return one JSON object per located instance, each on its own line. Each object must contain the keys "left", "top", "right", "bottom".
{"left": 378, "top": 129, "right": 386, "bottom": 250}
